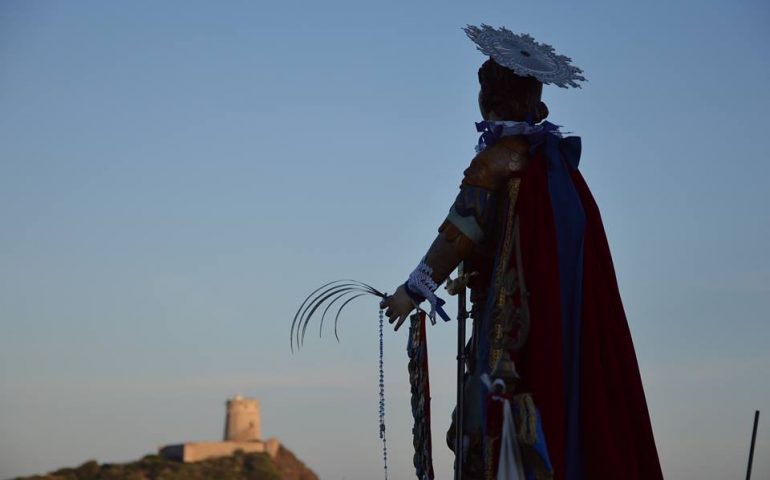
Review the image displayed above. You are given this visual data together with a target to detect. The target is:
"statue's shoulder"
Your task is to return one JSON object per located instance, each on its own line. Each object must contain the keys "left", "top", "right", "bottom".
{"left": 462, "top": 136, "right": 530, "bottom": 190}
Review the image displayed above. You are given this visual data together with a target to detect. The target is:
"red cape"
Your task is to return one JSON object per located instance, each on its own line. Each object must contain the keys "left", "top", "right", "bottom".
{"left": 510, "top": 154, "right": 664, "bottom": 479}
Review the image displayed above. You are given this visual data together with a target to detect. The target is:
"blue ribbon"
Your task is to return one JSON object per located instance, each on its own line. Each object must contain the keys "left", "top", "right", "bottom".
{"left": 433, "top": 297, "right": 451, "bottom": 322}
{"left": 403, "top": 282, "right": 451, "bottom": 323}
{"left": 523, "top": 121, "right": 562, "bottom": 154}
{"left": 475, "top": 121, "right": 504, "bottom": 151}
{"left": 541, "top": 127, "right": 585, "bottom": 480}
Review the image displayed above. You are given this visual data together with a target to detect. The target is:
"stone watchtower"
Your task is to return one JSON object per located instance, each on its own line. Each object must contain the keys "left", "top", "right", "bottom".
{"left": 159, "top": 395, "right": 280, "bottom": 462}
{"left": 223, "top": 395, "right": 261, "bottom": 441}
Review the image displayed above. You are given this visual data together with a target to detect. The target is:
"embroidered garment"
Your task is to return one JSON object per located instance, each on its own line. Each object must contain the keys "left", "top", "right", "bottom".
{"left": 443, "top": 122, "right": 663, "bottom": 480}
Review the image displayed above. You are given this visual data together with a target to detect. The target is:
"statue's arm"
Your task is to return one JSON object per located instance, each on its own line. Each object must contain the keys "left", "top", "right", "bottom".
{"left": 383, "top": 144, "right": 527, "bottom": 329}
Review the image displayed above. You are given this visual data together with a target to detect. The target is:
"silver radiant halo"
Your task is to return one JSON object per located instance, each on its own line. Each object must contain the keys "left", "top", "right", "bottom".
{"left": 464, "top": 24, "right": 586, "bottom": 88}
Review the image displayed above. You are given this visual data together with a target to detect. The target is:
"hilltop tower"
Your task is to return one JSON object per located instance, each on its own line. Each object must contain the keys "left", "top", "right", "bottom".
{"left": 223, "top": 395, "right": 261, "bottom": 441}
{"left": 159, "top": 395, "right": 281, "bottom": 463}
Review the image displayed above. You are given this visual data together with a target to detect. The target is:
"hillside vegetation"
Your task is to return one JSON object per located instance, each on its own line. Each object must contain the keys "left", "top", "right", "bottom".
{"left": 14, "top": 446, "right": 318, "bottom": 480}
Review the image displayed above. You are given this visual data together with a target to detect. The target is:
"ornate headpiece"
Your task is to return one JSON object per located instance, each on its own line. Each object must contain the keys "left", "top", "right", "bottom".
{"left": 463, "top": 24, "right": 586, "bottom": 88}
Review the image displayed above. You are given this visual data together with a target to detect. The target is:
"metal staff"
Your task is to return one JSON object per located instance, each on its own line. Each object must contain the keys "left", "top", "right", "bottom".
{"left": 454, "top": 263, "right": 469, "bottom": 480}
{"left": 746, "top": 410, "right": 760, "bottom": 480}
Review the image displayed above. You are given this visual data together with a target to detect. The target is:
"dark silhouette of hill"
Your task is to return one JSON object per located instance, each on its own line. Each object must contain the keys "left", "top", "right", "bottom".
{"left": 12, "top": 446, "right": 318, "bottom": 480}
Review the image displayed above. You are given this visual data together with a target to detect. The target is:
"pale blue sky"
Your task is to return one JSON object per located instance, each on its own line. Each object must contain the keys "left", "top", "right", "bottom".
{"left": 1, "top": 1, "right": 768, "bottom": 479}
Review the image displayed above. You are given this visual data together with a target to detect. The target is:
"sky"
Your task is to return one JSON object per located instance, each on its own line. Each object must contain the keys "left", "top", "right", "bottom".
{"left": 0, "top": 0, "right": 768, "bottom": 479}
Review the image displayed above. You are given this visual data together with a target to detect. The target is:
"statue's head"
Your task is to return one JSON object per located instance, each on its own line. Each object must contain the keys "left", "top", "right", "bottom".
{"left": 477, "top": 58, "right": 549, "bottom": 123}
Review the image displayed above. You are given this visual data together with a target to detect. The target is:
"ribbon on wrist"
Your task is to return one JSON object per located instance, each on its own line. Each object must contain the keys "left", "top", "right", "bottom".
{"left": 406, "top": 261, "right": 450, "bottom": 323}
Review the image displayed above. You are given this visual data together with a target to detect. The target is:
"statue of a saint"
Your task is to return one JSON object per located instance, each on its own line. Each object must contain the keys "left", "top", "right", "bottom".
{"left": 380, "top": 25, "right": 663, "bottom": 480}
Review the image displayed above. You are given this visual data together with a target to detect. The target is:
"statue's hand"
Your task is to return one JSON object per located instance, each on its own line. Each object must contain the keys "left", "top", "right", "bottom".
{"left": 380, "top": 285, "right": 417, "bottom": 332}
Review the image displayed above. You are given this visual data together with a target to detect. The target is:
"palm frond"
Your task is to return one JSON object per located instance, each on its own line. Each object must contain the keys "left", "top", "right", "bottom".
{"left": 290, "top": 279, "right": 386, "bottom": 352}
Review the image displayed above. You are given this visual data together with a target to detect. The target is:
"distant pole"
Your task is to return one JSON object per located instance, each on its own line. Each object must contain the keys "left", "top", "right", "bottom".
{"left": 745, "top": 410, "right": 760, "bottom": 480}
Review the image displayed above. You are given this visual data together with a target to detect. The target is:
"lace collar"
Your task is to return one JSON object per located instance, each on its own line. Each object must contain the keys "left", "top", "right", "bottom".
{"left": 475, "top": 120, "right": 562, "bottom": 153}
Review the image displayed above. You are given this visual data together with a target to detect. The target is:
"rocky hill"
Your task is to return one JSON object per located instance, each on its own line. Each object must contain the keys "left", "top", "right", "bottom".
{"left": 13, "top": 446, "right": 318, "bottom": 480}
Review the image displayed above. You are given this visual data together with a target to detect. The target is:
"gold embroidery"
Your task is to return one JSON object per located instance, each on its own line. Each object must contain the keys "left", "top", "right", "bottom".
{"left": 513, "top": 393, "right": 538, "bottom": 445}
{"left": 495, "top": 179, "right": 521, "bottom": 303}
{"left": 485, "top": 441, "right": 495, "bottom": 480}
{"left": 488, "top": 178, "right": 521, "bottom": 371}
{"left": 489, "top": 349, "right": 502, "bottom": 371}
